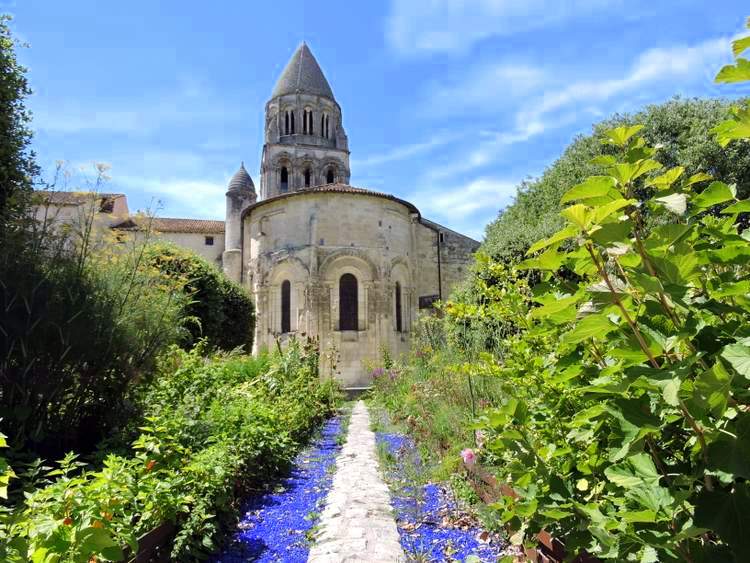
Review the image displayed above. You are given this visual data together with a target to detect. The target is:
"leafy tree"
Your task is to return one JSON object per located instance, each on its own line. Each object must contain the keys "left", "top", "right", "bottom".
{"left": 142, "top": 241, "right": 255, "bottom": 352}
{"left": 483, "top": 97, "right": 750, "bottom": 263}
{"left": 0, "top": 14, "right": 36, "bottom": 222}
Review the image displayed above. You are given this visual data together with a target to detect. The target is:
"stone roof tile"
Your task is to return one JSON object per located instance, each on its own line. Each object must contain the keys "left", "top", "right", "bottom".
{"left": 228, "top": 162, "right": 255, "bottom": 193}
{"left": 271, "top": 42, "right": 335, "bottom": 100}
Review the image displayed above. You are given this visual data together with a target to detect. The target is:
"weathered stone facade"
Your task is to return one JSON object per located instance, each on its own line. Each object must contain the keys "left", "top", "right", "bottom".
{"left": 223, "top": 43, "right": 479, "bottom": 387}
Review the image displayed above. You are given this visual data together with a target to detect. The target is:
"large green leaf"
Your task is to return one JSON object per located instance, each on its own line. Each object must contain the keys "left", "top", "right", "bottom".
{"left": 685, "top": 172, "right": 713, "bottom": 187}
{"left": 692, "top": 181, "right": 735, "bottom": 210}
{"left": 707, "top": 414, "right": 750, "bottom": 479}
{"left": 526, "top": 224, "right": 579, "bottom": 255}
{"left": 712, "top": 105, "right": 750, "bottom": 147}
{"left": 610, "top": 159, "right": 662, "bottom": 185}
{"left": 561, "top": 311, "right": 618, "bottom": 345}
{"left": 608, "top": 398, "right": 661, "bottom": 462}
{"left": 590, "top": 219, "right": 633, "bottom": 246}
{"left": 530, "top": 294, "right": 580, "bottom": 320}
{"left": 733, "top": 35, "right": 750, "bottom": 58}
{"left": 721, "top": 200, "right": 750, "bottom": 215}
{"left": 646, "top": 166, "right": 684, "bottom": 190}
{"left": 715, "top": 58, "right": 750, "bottom": 84}
{"left": 601, "top": 125, "right": 644, "bottom": 147}
{"left": 722, "top": 343, "right": 750, "bottom": 378}
{"left": 78, "top": 526, "right": 124, "bottom": 561}
{"left": 561, "top": 176, "right": 618, "bottom": 203}
{"left": 694, "top": 483, "right": 750, "bottom": 561}
{"left": 708, "top": 243, "right": 750, "bottom": 265}
{"left": 644, "top": 224, "right": 694, "bottom": 254}
{"left": 593, "top": 198, "right": 635, "bottom": 223}
{"left": 693, "top": 362, "right": 733, "bottom": 418}
{"left": 605, "top": 452, "right": 661, "bottom": 488}
{"left": 650, "top": 250, "right": 699, "bottom": 285}
{"left": 561, "top": 204, "right": 591, "bottom": 230}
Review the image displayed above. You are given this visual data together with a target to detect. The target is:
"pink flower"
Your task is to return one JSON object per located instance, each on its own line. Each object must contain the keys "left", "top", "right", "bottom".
{"left": 461, "top": 448, "right": 477, "bottom": 467}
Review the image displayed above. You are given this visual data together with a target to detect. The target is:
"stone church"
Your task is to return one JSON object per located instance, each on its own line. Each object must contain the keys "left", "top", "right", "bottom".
{"left": 222, "top": 43, "right": 480, "bottom": 388}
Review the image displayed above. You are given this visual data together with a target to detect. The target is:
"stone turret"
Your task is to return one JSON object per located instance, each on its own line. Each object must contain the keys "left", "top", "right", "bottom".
{"left": 223, "top": 163, "right": 256, "bottom": 282}
{"left": 260, "top": 42, "right": 350, "bottom": 200}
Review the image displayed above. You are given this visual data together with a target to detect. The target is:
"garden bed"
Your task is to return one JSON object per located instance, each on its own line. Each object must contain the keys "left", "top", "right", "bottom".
{"left": 212, "top": 412, "right": 348, "bottom": 563}
{"left": 376, "top": 429, "right": 508, "bottom": 562}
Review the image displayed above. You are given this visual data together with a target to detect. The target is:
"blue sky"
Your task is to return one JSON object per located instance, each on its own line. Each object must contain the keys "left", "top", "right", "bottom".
{"left": 3, "top": 1, "right": 749, "bottom": 239}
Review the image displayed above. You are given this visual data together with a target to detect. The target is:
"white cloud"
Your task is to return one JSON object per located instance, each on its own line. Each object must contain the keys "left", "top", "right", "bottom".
{"left": 425, "top": 36, "right": 730, "bottom": 180}
{"left": 410, "top": 176, "right": 518, "bottom": 232}
{"left": 387, "top": 0, "right": 623, "bottom": 55}
{"left": 117, "top": 175, "right": 227, "bottom": 219}
{"left": 424, "top": 64, "right": 545, "bottom": 116}
{"left": 351, "top": 133, "right": 457, "bottom": 167}
{"left": 518, "top": 37, "right": 729, "bottom": 129}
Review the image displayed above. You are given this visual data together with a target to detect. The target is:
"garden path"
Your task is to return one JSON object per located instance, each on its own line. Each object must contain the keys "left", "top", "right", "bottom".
{"left": 307, "top": 400, "right": 405, "bottom": 563}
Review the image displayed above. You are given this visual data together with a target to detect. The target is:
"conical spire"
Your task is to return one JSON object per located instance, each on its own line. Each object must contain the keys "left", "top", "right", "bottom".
{"left": 227, "top": 162, "right": 255, "bottom": 193}
{"left": 271, "top": 42, "right": 335, "bottom": 100}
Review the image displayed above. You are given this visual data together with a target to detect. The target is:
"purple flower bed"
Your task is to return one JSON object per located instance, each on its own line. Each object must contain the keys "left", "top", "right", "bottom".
{"left": 376, "top": 432, "right": 505, "bottom": 562}
{"left": 213, "top": 417, "right": 343, "bottom": 563}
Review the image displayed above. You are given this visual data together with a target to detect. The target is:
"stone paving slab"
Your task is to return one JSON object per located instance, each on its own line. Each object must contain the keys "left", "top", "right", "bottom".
{"left": 308, "top": 401, "right": 405, "bottom": 563}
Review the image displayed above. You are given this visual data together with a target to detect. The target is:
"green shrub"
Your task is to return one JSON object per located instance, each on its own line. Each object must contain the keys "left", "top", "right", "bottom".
{"left": 142, "top": 242, "right": 255, "bottom": 352}
{"left": 1, "top": 339, "right": 341, "bottom": 562}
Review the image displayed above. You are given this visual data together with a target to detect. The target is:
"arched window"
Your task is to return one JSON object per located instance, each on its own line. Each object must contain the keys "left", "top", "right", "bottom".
{"left": 325, "top": 115, "right": 330, "bottom": 138}
{"left": 304, "top": 109, "right": 313, "bottom": 134}
{"left": 280, "top": 167, "right": 289, "bottom": 192}
{"left": 320, "top": 114, "right": 325, "bottom": 137}
{"left": 339, "top": 273, "right": 358, "bottom": 331}
{"left": 284, "top": 112, "right": 290, "bottom": 135}
{"left": 290, "top": 111, "right": 295, "bottom": 134}
{"left": 395, "top": 282, "right": 403, "bottom": 332}
{"left": 281, "top": 280, "right": 291, "bottom": 334}
{"left": 326, "top": 168, "right": 335, "bottom": 184}
{"left": 304, "top": 168, "right": 311, "bottom": 187}
{"left": 303, "top": 109, "right": 308, "bottom": 134}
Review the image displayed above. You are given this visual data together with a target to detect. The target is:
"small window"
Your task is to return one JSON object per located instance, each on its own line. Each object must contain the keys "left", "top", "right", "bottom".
{"left": 290, "top": 111, "right": 295, "bottom": 134}
{"left": 205, "top": 236, "right": 214, "bottom": 246}
{"left": 395, "top": 282, "right": 403, "bottom": 332}
{"left": 339, "top": 273, "right": 358, "bottom": 331}
{"left": 99, "top": 197, "right": 115, "bottom": 213}
{"left": 326, "top": 168, "right": 335, "bottom": 184}
{"left": 320, "top": 114, "right": 325, "bottom": 137}
{"left": 285, "top": 112, "right": 290, "bottom": 135}
{"left": 304, "top": 168, "right": 311, "bottom": 187}
{"left": 439, "top": 232, "right": 445, "bottom": 244}
{"left": 325, "top": 115, "right": 330, "bottom": 138}
{"left": 280, "top": 167, "right": 289, "bottom": 192}
{"left": 281, "top": 280, "right": 291, "bottom": 334}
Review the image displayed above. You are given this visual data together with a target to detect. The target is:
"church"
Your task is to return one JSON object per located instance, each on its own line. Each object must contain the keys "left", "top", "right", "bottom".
{"left": 222, "top": 43, "right": 480, "bottom": 388}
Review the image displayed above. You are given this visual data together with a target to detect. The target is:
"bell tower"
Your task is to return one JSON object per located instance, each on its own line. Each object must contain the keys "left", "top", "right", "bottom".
{"left": 260, "top": 42, "right": 350, "bottom": 200}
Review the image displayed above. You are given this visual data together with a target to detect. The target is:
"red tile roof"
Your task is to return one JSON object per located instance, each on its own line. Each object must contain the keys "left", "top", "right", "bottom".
{"left": 113, "top": 217, "right": 225, "bottom": 234}
{"left": 35, "top": 190, "right": 125, "bottom": 205}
